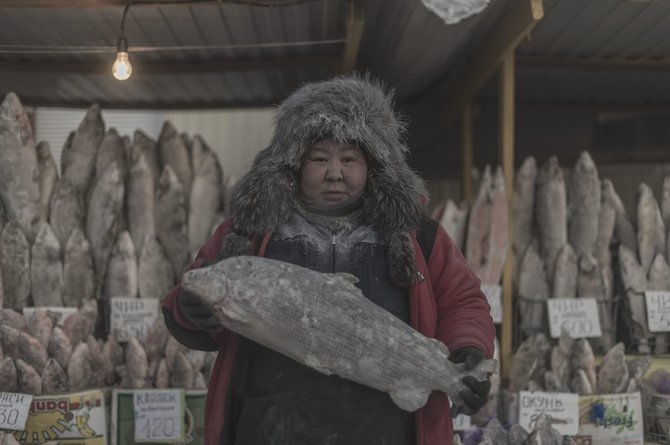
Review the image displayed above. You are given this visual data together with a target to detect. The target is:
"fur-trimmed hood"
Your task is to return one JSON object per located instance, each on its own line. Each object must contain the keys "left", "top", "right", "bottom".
{"left": 224, "top": 75, "right": 427, "bottom": 287}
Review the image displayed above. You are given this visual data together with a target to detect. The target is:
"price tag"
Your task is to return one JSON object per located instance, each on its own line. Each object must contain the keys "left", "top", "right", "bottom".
{"left": 645, "top": 291, "right": 670, "bottom": 332}
{"left": 452, "top": 412, "right": 472, "bottom": 431}
{"left": 547, "top": 298, "right": 602, "bottom": 339}
{"left": 0, "top": 392, "right": 33, "bottom": 431}
{"left": 482, "top": 284, "right": 503, "bottom": 324}
{"left": 133, "top": 389, "right": 184, "bottom": 443}
{"left": 111, "top": 297, "right": 159, "bottom": 342}
{"left": 22, "top": 307, "right": 77, "bottom": 325}
{"left": 519, "top": 391, "right": 579, "bottom": 436}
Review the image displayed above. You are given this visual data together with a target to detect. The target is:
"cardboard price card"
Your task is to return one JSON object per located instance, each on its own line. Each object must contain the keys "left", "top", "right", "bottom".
{"left": 133, "top": 389, "right": 185, "bottom": 443}
{"left": 578, "top": 392, "right": 644, "bottom": 445}
{"left": 2, "top": 389, "right": 106, "bottom": 445}
{"left": 481, "top": 284, "right": 503, "bottom": 324}
{"left": 452, "top": 413, "right": 472, "bottom": 432}
{"left": 645, "top": 291, "right": 670, "bottom": 332}
{"left": 547, "top": 298, "right": 602, "bottom": 339}
{"left": 110, "top": 297, "right": 159, "bottom": 343}
{"left": 112, "top": 389, "right": 206, "bottom": 445}
{"left": 0, "top": 393, "right": 33, "bottom": 431}
{"left": 519, "top": 391, "right": 579, "bottom": 436}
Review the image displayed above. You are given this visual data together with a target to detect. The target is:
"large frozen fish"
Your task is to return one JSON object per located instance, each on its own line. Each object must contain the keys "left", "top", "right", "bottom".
{"left": 0, "top": 221, "right": 30, "bottom": 310}
{"left": 156, "top": 165, "right": 190, "bottom": 277}
{"left": 570, "top": 368, "right": 593, "bottom": 395}
{"left": 16, "top": 359, "right": 42, "bottom": 395}
{"left": 86, "top": 162, "right": 125, "bottom": 294}
{"left": 31, "top": 223, "right": 64, "bottom": 307}
{"left": 551, "top": 329, "right": 574, "bottom": 390}
{"left": 465, "top": 165, "right": 492, "bottom": 271}
{"left": 594, "top": 179, "right": 616, "bottom": 268}
{"left": 68, "top": 342, "right": 93, "bottom": 391}
{"left": 61, "top": 299, "right": 97, "bottom": 346}
{"left": 0, "top": 357, "right": 17, "bottom": 392}
{"left": 596, "top": 342, "right": 629, "bottom": 394}
{"left": 143, "top": 316, "right": 170, "bottom": 363}
{"left": 477, "top": 166, "right": 508, "bottom": 285}
{"left": 571, "top": 338, "right": 596, "bottom": 389}
{"left": 126, "top": 337, "right": 149, "bottom": 389}
{"left": 47, "top": 326, "right": 73, "bottom": 370}
{"left": 127, "top": 145, "right": 155, "bottom": 252}
{"left": 49, "top": 178, "right": 85, "bottom": 248}
{"left": 513, "top": 156, "right": 537, "bottom": 257}
{"left": 60, "top": 104, "right": 104, "bottom": 197}
{"left": 507, "top": 424, "right": 529, "bottom": 445}
{"left": 104, "top": 231, "right": 138, "bottom": 298}
{"left": 170, "top": 351, "right": 195, "bottom": 389}
{"left": 138, "top": 235, "right": 174, "bottom": 299}
{"left": 637, "top": 183, "right": 659, "bottom": 274}
{"left": 0, "top": 200, "right": 6, "bottom": 233}
{"left": 568, "top": 152, "right": 600, "bottom": 255}
{"left": 662, "top": 176, "right": 670, "bottom": 229}
{"left": 63, "top": 229, "right": 96, "bottom": 307}
{"left": 158, "top": 121, "right": 193, "bottom": 202}
{"left": 0, "top": 309, "right": 27, "bottom": 331}
{"left": 27, "top": 309, "right": 58, "bottom": 349}
{"left": 188, "top": 136, "right": 223, "bottom": 257}
{"left": 181, "top": 256, "right": 497, "bottom": 412}
{"left": 133, "top": 130, "right": 160, "bottom": 185}
{"left": 0, "top": 325, "right": 48, "bottom": 374}
{"left": 524, "top": 413, "right": 564, "bottom": 445}
{"left": 552, "top": 245, "right": 577, "bottom": 299}
{"left": 0, "top": 92, "right": 41, "bottom": 241}
{"left": 36, "top": 141, "right": 58, "bottom": 223}
{"left": 628, "top": 355, "right": 652, "bottom": 385}
{"left": 577, "top": 253, "right": 604, "bottom": 299}
{"left": 508, "top": 334, "right": 544, "bottom": 392}
{"left": 437, "top": 200, "right": 468, "bottom": 251}
{"left": 518, "top": 243, "right": 550, "bottom": 335}
{"left": 610, "top": 182, "right": 637, "bottom": 251}
{"left": 95, "top": 129, "right": 127, "bottom": 186}
{"left": 536, "top": 157, "right": 567, "bottom": 282}
{"left": 619, "top": 245, "right": 650, "bottom": 353}
{"left": 41, "top": 357, "right": 70, "bottom": 395}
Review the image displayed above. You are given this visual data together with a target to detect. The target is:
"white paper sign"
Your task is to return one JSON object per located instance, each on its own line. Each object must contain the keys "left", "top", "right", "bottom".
{"left": 452, "top": 413, "right": 472, "bottom": 431}
{"left": 519, "top": 391, "right": 579, "bottom": 436}
{"left": 22, "top": 307, "right": 77, "bottom": 325}
{"left": 547, "top": 298, "right": 602, "bottom": 338}
{"left": 110, "top": 298, "right": 159, "bottom": 343}
{"left": 133, "top": 389, "right": 184, "bottom": 443}
{"left": 645, "top": 291, "right": 670, "bottom": 332}
{"left": 0, "top": 392, "right": 33, "bottom": 431}
{"left": 482, "top": 284, "right": 503, "bottom": 324}
{"left": 578, "top": 392, "right": 644, "bottom": 445}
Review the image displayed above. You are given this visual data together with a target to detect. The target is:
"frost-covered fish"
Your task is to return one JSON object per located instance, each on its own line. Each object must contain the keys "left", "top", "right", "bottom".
{"left": 0, "top": 357, "right": 17, "bottom": 392}
{"left": 126, "top": 337, "right": 149, "bottom": 389}
{"left": 41, "top": 357, "right": 70, "bottom": 395}
{"left": 0, "top": 221, "right": 30, "bottom": 310}
{"left": 638, "top": 183, "right": 659, "bottom": 274}
{"left": 47, "top": 326, "right": 73, "bottom": 370}
{"left": 95, "top": 129, "right": 127, "bottom": 187}
{"left": 0, "top": 92, "right": 41, "bottom": 241}
{"left": 544, "top": 371, "right": 567, "bottom": 392}
{"left": 611, "top": 182, "right": 637, "bottom": 252}
{"left": 61, "top": 299, "right": 97, "bottom": 346}
{"left": 143, "top": 316, "right": 170, "bottom": 363}
{"left": 551, "top": 329, "right": 574, "bottom": 390}
{"left": 133, "top": 130, "right": 160, "bottom": 185}
{"left": 188, "top": 136, "right": 222, "bottom": 257}
{"left": 477, "top": 166, "right": 508, "bottom": 285}
{"left": 525, "top": 413, "right": 564, "bottom": 445}
{"left": 16, "top": 359, "right": 41, "bottom": 394}
{"left": 507, "top": 424, "right": 529, "bottom": 445}
{"left": 513, "top": 156, "right": 537, "bottom": 257}
{"left": 127, "top": 145, "right": 155, "bottom": 252}
{"left": 577, "top": 253, "right": 604, "bottom": 299}
{"left": 63, "top": 229, "right": 96, "bottom": 307}
{"left": 27, "top": 310, "right": 59, "bottom": 349}
{"left": 437, "top": 200, "right": 468, "bottom": 251}
{"left": 570, "top": 368, "right": 593, "bottom": 395}
{"left": 31, "top": 223, "right": 64, "bottom": 307}
{"left": 105, "top": 231, "right": 138, "bottom": 298}
{"left": 138, "top": 235, "right": 174, "bottom": 299}
{"left": 568, "top": 152, "right": 600, "bottom": 256}
{"left": 619, "top": 245, "right": 650, "bottom": 353}
{"left": 61, "top": 104, "right": 104, "bottom": 197}
{"left": 628, "top": 355, "right": 652, "bottom": 384}
{"left": 594, "top": 179, "right": 616, "bottom": 268}
{"left": 86, "top": 162, "right": 125, "bottom": 294}
{"left": 518, "top": 243, "right": 550, "bottom": 335}
{"left": 0, "top": 309, "right": 27, "bottom": 331}
{"left": 182, "top": 256, "right": 497, "bottom": 413}
{"left": 68, "top": 342, "right": 93, "bottom": 391}
{"left": 49, "top": 178, "right": 85, "bottom": 248}
{"left": 0, "top": 325, "right": 48, "bottom": 374}
{"left": 156, "top": 166, "right": 190, "bottom": 277}
{"left": 155, "top": 358, "right": 170, "bottom": 389}
{"left": 508, "top": 335, "right": 541, "bottom": 392}
{"left": 170, "top": 351, "right": 194, "bottom": 389}
{"left": 536, "top": 157, "right": 567, "bottom": 282}
{"left": 571, "top": 338, "right": 596, "bottom": 389}
{"left": 552, "top": 245, "right": 577, "bottom": 299}
{"left": 596, "top": 342, "right": 629, "bottom": 394}
{"left": 158, "top": 121, "right": 193, "bottom": 202}
{"left": 36, "top": 141, "right": 58, "bottom": 223}
{"left": 465, "top": 166, "right": 492, "bottom": 272}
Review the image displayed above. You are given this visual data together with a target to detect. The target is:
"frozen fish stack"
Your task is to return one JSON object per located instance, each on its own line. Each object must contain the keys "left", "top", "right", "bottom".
{"left": 458, "top": 415, "right": 578, "bottom": 445}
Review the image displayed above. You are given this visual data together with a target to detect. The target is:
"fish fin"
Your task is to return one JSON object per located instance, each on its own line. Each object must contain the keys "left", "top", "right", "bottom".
{"left": 334, "top": 272, "right": 359, "bottom": 285}
{"left": 389, "top": 388, "right": 431, "bottom": 412}
{"left": 305, "top": 354, "right": 333, "bottom": 375}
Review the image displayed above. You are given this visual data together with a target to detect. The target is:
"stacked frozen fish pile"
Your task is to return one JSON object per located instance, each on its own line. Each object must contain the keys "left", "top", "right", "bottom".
{"left": 0, "top": 91, "right": 228, "bottom": 324}
{"left": 432, "top": 165, "right": 509, "bottom": 286}
{"left": 0, "top": 305, "right": 215, "bottom": 394}
{"left": 458, "top": 415, "right": 578, "bottom": 445}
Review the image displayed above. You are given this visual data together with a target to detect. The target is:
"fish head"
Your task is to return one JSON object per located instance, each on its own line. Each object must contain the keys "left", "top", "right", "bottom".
{"left": 182, "top": 262, "right": 231, "bottom": 307}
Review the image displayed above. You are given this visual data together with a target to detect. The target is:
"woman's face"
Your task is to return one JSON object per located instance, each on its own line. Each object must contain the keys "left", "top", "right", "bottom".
{"left": 299, "top": 139, "right": 368, "bottom": 208}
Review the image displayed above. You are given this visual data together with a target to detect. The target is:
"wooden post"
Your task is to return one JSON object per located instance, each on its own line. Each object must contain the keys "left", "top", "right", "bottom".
{"left": 462, "top": 103, "right": 474, "bottom": 203}
{"left": 499, "top": 53, "right": 515, "bottom": 378}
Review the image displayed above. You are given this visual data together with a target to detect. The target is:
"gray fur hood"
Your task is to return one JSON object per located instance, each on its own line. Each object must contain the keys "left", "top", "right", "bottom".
{"left": 223, "top": 76, "right": 428, "bottom": 287}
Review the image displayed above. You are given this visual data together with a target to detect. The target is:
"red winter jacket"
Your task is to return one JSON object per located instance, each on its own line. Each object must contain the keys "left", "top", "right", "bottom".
{"left": 162, "top": 219, "right": 495, "bottom": 445}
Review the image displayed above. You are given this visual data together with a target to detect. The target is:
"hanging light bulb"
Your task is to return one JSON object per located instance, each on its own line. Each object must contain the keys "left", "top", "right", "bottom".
{"left": 112, "top": 37, "right": 132, "bottom": 80}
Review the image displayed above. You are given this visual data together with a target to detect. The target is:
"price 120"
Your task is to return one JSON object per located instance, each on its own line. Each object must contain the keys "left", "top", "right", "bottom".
{"left": 137, "top": 416, "right": 177, "bottom": 440}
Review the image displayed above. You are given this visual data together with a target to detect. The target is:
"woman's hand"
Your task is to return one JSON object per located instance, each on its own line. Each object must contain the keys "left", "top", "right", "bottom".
{"left": 449, "top": 347, "right": 491, "bottom": 416}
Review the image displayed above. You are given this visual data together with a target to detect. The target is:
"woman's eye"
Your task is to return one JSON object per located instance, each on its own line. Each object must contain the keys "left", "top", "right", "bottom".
{"left": 342, "top": 157, "right": 355, "bottom": 164}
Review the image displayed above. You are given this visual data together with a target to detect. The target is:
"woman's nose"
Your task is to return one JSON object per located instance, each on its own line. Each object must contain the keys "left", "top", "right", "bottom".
{"left": 325, "top": 161, "right": 343, "bottom": 181}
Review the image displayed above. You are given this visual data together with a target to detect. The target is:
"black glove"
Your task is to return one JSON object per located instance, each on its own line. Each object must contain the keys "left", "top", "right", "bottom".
{"left": 449, "top": 347, "right": 491, "bottom": 416}
{"left": 177, "top": 261, "right": 222, "bottom": 332}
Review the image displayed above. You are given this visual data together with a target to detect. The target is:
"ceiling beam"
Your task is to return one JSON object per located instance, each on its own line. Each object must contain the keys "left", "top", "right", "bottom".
{"left": 0, "top": 54, "right": 339, "bottom": 74}
{"left": 19, "top": 97, "right": 279, "bottom": 110}
{"left": 442, "top": 0, "right": 543, "bottom": 125}
{"left": 0, "top": 0, "right": 226, "bottom": 6}
{"left": 341, "top": 0, "right": 364, "bottom": 74}
{"left": 517, "top": 54, "right": 670, "bottom": 71}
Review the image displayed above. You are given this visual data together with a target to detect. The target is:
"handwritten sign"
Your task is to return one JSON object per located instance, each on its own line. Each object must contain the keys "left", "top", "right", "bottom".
{"left": 22, "top": 307, "right": 77, "bottom": 326}
{"left": 578, "top": 392, "right": 643, "bottom": 445}
{"left": 133, "top": 389, "right": 184, "bottom": 443}
{"left": 645, "top": 291, "right": 670, "bottom": 332}
{"left": 519, "top": 391, "right": 579, "bottom": 436}
{"left": 547, "top": 298, "right": 602, "bottom": 338}
{"left": 452, "top": 413, "right": 472, "bottom": 431}
{"left": 0, "top": 393, "right": 33, "bottom": 431}
{"left": 110, "top": 298, "right": 159, "bottom": 343}
{"left": 482, "top": 284, "right": 503, "bottom": 324}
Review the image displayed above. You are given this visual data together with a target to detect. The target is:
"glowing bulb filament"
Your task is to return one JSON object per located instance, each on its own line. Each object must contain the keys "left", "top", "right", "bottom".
{"left": 113, "top": 51, "right": 132, "bottom": 80}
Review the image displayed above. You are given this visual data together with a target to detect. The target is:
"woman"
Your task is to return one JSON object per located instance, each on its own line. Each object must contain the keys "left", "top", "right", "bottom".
{"left": 162, "top": 76, "right": 495, "bottom": 445}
